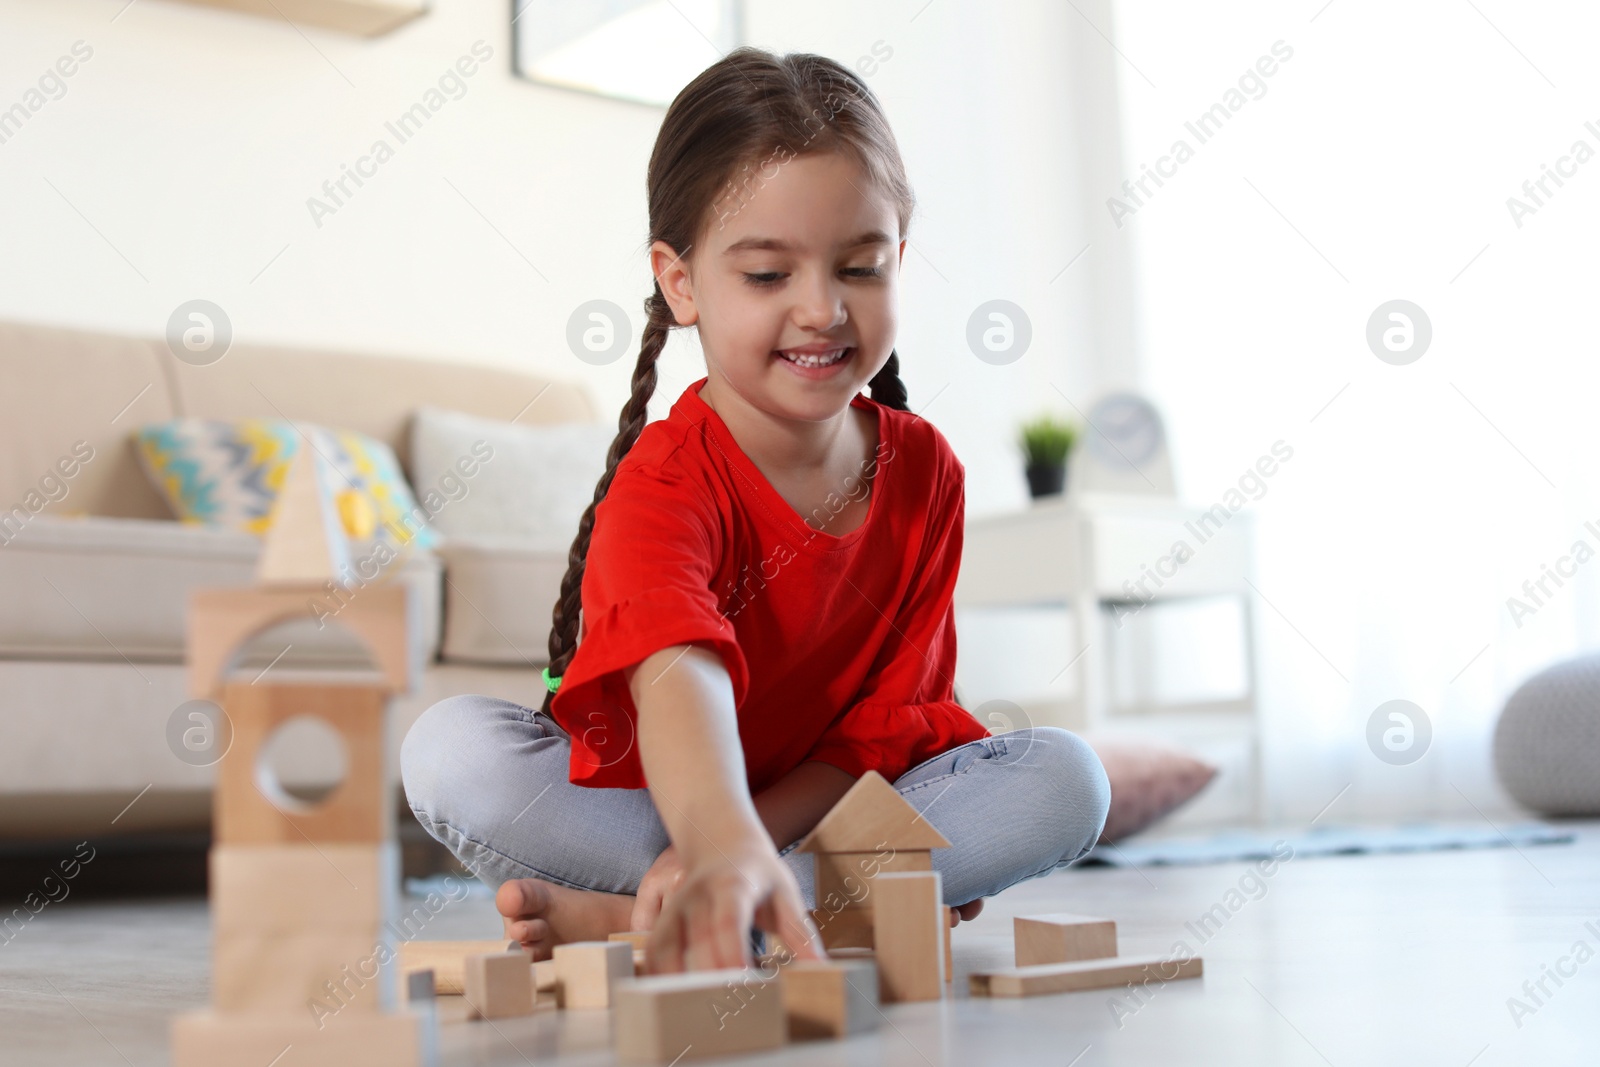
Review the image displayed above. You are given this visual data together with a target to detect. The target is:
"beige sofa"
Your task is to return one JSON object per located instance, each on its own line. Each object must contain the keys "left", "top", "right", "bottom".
{"left": 0, "top": 319, "right": 596, "bottom": 840}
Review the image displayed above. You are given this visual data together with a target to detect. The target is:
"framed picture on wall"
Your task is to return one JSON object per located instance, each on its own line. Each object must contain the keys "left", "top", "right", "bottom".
{"left": 512, "top": 0, "right": 743, "bottom": 108}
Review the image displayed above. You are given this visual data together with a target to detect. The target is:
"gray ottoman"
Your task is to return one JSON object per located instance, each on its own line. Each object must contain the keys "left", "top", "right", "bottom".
{"left": 1493, "top": 654, "right": 1600, "bottom": 816}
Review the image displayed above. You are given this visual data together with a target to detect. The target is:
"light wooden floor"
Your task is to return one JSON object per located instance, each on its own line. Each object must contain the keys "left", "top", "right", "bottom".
{"left": 6, "top": 821, "right": 1597, "bottom": 1066}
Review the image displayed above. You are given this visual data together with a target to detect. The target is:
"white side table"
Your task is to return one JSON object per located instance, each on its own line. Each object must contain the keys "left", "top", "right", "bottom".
{"left": 954, "top": 491, "right": 1263, "bottom": 825}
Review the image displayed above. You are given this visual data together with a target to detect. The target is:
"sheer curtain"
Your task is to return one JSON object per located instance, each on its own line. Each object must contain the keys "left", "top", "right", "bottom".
{"left": 1109, "top": 0, "right": 1600, "bottom": 821}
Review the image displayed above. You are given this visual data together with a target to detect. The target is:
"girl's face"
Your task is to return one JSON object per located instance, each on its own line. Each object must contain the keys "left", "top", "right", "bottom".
{"left": 653, "top": 150, "right": 906, "bottom": 425}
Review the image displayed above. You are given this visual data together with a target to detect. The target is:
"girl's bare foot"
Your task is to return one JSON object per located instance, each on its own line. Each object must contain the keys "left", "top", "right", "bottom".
{"left": 951, "top": 899, "right": 984, "bottom": 925}
{"left": 496, "top": 878, "right": 636, "bottom": 960}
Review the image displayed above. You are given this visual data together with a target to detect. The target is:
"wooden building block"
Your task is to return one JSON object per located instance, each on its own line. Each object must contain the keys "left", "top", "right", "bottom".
{"left": 210, "top": 843, "right": 398, "bottom": 935}
{"left": 399, "top": 940, "right": 522, "bottom": 995}
{"left": 213, "top": 681, "right": 394, "bottom": 845}
{"left": 463, "top": 951, "right": 535, "bottom": 1020}
{"left": 257, "top": 443, "right": 352, "bottom": 587}
{"left": 189, "top": 583, "right": 415, "bottom": 700}
{"left": 796, "top": 771, "right": 951, "bottom": 854}
{"left": 814, "top": 848, "right": 931, "bottom": 914}
{"left": 213, "top": 927, "right": 396, "bottom": 1015}
{"left": 778, "top": 958, "right": 878, "bottom": 1040}
{"left": 609, "top": 930, "right": 651, "bottom": 949}
{"left": 171, "top": 1009, "right": 425, "bottom": 1067}
{"left": 943, "top": 906, "right": 953, "bottom": 981}
{"left": 552, "top": 941, "right": 632, "bottom": 1009}
{"left": 1014, "top": 913, "right": 1118, "bottom": 966}
{"left": 406, "top": 969, "right": 435, "bottom": 1004}
{"left": 810, "top": 905, "right": 874, "bottom": 950}
{"left": 614, "top": 969, "right": 784, "bottom": 1064}
{"left": 532, "top": 959, "right": 558, "bottom": 991}
{"left": 871, "top": 871, "right": 945, "bottom": 1003}
{"left": 970, "top": 954, "right": 1203, "bottom": 998}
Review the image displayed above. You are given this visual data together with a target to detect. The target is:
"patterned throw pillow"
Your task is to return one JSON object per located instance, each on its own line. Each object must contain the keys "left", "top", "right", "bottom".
{"left": 134, "top": 419, "right": 438, "bottom": 548}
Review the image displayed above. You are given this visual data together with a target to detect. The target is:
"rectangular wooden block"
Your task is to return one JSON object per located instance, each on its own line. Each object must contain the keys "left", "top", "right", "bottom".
{"left": 215, "top": 682, "right": 395, "bottom": 845}
{"left": 778, "top": 958, "right": 878, "bottom": 1040}
{"left": 213, "top": 928, "right": 396, "bottom": 1015}
{"left": 970, "top": 954, "right": 1203, "bottom": 998}
{"left": 609, "top": 930, "right": 651, "bottom": 949}
{"left": 463, "top": 951, "right": 534, "bottom": 1020}
{"left": 1014, "top": 913, "right": 1118, "bottom": 966}
{"left": 871, "top": 871, "right": 944, "bottom": 1003}
{"left": 553, "top": 940, "right": 633, "bottom": 1009}
{"left": 211, "top": 843, "right": 398, "bottom": 935}
{"left": 171, "top": 1008, "right": 426, "bottom": 1067}
{"left": 943, "top": 906, "right": 953, "bottom": 982}
{"left": 614, "top": 969, "right": 784, "bottom": 1064}
{"left": 532, "top": 959, "right": 558, "bottom": 991}
{"left": 399, "top": 940, "right": 521, "bottom": 995}
{"left": 814, "top": 849, "right": 931, "bottom": 914}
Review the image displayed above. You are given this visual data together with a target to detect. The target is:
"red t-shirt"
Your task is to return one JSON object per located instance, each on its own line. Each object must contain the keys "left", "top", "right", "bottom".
{"left": 548, "top": 376, "right": 989, "bottom": 791}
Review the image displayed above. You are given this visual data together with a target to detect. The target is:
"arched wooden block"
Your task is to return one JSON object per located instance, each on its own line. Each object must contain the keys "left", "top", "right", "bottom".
{"left": 188, "top": 583, "right": 415, "bottom": 699}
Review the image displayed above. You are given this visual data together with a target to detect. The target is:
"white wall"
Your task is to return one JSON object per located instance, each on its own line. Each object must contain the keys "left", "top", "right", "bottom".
{"left": 0, "top": 0, "right": 1128, "bottom": 519}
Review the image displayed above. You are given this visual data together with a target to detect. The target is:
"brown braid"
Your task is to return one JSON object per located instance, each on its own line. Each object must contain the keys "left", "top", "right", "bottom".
{"left": 869, "top": 349, "right": 909, "bottom": 412}
{"left": 540, "top": 291, "right": 672, "bottom": 713}
{"left": 542, "top": 47, "right": 919, "bottom": 711}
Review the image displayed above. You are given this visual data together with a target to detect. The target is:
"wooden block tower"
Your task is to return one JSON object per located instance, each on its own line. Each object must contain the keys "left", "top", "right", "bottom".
{"left": 793, "top": 770, "right": 950, "bottom": 951}
{"left": 170, "top": 443, "right": 435, "bottom": 1066}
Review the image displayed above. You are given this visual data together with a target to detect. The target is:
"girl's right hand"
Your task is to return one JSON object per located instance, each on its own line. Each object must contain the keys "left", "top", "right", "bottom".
{"left": 645, "top": 840, "right": 825, "bottom": 973}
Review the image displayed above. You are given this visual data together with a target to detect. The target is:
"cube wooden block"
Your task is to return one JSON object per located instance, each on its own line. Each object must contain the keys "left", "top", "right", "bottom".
{"left": 871, "top": 871, "right": 945, "bottom": 1003}
{"left": 214, "top": 682, "right": 395, "bottom": 845}
{"left": 778, "top": 958, "right": 879, "bottom": 1040}
{"left": 813, "top": 849, "right": 931, "bottom": 914}
{"left": 1013, "top": 913, "right": 1118, "bottom": 966}
{"left": 614, "top": 969, "right": 784, "bottom": 1064}
{"left": 463, "top": 951, "right": 535, "bottom": 1020}
{"left": 970, "top": 954, "right": 1204, "bottom": 997}
{"left": 810, "top": 904, "right": 874, "bottom": 950}
{"left": 210, "top": 843, "right": 398, "bottom": 935}
{"left": 213, "top": 928, "right": 396, "bottom": 1015}
{"left": 552, "top": 941, "right": 632, "bottom": 1009}
{"left": 532, "top": 959, "right": 558, "bottom": 991}
{"left": 399, "top": 940, "right": 526, "bottom": 996}
{"left": 189, "top": 584, "right": 414, "bottom": 700}
{"left": 171, "top": 1008, "right": 426, "bottom": 1067}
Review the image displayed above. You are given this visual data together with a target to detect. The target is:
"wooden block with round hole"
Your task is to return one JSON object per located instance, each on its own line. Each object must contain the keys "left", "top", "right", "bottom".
{"left": 463, "top": 951, "right": 534, "bottom": 1020}
{"left": 1013, "top": 913, "right": 1118, "bottom": 966}
{"left": 614, "top": 969, "right": 784, "bottom": 1064}
{"left": 214, "top": 681, "right": 394, "bottom": 845}
{"left": 778, "top": 958, "right": 879, "bottom": 1040}
{"left": 552, "top": 941, "right": 632, "bottom": 1009}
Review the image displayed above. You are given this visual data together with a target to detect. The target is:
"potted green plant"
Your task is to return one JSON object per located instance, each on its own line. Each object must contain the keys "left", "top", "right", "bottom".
{"left": 1019, "top": 413, "right": 1077, "bottom": 498}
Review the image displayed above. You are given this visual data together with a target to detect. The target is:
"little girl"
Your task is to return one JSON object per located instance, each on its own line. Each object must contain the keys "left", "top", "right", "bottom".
{"left": 401, "top": 46, "right": 1110, "bottom": 973}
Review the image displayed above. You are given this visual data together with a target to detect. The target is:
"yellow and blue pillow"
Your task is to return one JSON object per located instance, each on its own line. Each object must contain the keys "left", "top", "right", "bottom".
{"left": 134, "top": 419, "right": 438, "bottom": 548}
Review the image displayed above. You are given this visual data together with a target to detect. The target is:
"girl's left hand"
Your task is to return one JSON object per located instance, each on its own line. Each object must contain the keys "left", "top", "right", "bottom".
{"left": 630, "top": 843, "right": 685, "bottom": 931}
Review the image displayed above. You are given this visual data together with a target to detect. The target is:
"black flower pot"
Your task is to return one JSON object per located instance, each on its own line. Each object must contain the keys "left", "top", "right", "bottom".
{"left": 1026, "top": 462, "right": 1066, "bottom": 498}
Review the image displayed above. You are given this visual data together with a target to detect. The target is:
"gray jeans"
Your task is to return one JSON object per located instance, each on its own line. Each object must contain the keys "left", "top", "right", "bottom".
{"left": 399, "top": 694, "right": 1111, "bottom": 908}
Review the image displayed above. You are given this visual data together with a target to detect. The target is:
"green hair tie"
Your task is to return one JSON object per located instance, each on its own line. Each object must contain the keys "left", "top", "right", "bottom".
{"left": 541, "top": 667, "right": 562, "bottom": 694}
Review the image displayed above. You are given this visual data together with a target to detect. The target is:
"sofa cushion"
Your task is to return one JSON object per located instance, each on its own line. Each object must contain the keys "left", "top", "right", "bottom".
{"left": 409, "top": 406, "right": 612, "bottom": 547}
{"left": 436, "top": 536, "right": 566, "bottom": 665}
{"left": 134, "top": 418, "right": 439, "bottom": 548}
{"left": 0, "top": 516, "right": 441, "bottom": 668}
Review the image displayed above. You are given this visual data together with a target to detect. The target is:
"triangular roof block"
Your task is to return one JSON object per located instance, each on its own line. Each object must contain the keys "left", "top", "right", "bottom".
{"left": 257, "top": 439, "right": 351, "bottom": 586}
{"left": 796, "top": 770, "right": 951, "bottom": 853}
